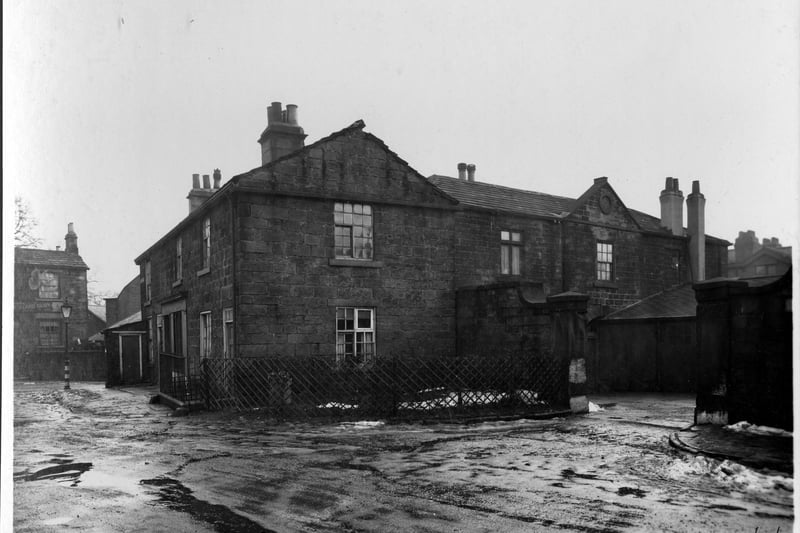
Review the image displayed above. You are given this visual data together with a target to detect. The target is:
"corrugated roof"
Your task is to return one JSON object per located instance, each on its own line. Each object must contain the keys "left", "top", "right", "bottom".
{"left": 15, "top": 248, "right": 89, "bottom": 269}
{"left": 602, "top": 284, "right": 697, "bottom": 320}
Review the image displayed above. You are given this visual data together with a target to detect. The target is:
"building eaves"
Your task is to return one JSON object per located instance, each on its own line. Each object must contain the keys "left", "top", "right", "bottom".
{"left": 104, "top": 310, "right": 143, "bottom": 331}
{"left": 15, "top": 248, "right": 89, "bottom": 269}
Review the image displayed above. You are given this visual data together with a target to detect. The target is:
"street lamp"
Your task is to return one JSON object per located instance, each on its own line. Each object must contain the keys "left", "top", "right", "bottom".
{"left": 61, "top": 301, "right": 72, "bottom": 390}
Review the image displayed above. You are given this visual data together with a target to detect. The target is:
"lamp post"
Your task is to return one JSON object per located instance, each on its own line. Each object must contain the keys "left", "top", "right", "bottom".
{"left": 61, "top": 301, "right": 72, "bottom": 390}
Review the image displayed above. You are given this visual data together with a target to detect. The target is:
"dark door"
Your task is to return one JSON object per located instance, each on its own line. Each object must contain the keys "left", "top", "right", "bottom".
{"left": 121, "top": 335, "right": 142, "bottom": 383}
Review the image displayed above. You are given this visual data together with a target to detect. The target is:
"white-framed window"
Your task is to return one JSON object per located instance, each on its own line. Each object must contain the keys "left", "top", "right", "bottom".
{"left": 202, "top": 218, "right": 211, "bottom": 270}
{"left": 596, "top": 242, "right": 614, "bottom": 281}
{"left": 175, "top": 237, "right": 183, "bottom": 281}
{"left": 336, "top": 307, "right": 375, "bottom": 365}
{"left": 500, "top": 231, "right": 521, "bottom": 275}
{"left": 334, "top": 202, "right": 373, "bottom": 259}
{"left": 144, "top": 261, "right": 152, "bottom": 302}
{"left": 222, "top": 308, "right": 234, "bottom": 358}
{"left": 38, "top": 319, "right": 61, "bottom": 347}
{"left": 200, "top": 311, "right": 212, "bottom": 359}
{"left": 38, "top": 271, "right": 59, "bottom": 299}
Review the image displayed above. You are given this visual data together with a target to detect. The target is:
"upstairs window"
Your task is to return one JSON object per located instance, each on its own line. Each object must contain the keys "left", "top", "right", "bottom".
{"left": 144, "top": 262, "right": 152, "bottom": 302}
{"left": 500, "top": 231, "right": 521, "bottom": 275}
{"left": 596, "top": 242, "right": 614, "bottom": 281}
{"left": 336, "top": 307, "right": 375, "bottom": 365}
{"left": 38, "top": 271, "right": 59, "bottom": 299}
{"left": 175, "top": 237, "right": 183, "bottom": 281}
{"left": 202, "top": 218, "right": 211, "bottom": 270}
{"left": 334, "top": 202, "right": 373, "bottom": 260}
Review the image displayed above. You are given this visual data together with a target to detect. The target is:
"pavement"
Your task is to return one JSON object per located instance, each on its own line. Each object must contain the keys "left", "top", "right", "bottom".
{"left": 669, "top": 423, "right": 794, "bottom": 475}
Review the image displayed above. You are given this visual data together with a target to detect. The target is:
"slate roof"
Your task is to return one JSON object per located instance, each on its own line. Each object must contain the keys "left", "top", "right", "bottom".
{"left": 428, "top": 175, "right": 666, "bottom": 233}
{"left": 602, "top": 284, "right": 697, "bottom": 321}
{"left": 15, "top": 248, "right": 89, "bottom": 269}
{"left": 89, "top": 305, "right": 106, "bottom": 322}
{"left": 105, "top": 311, "right": 143, "bottom": 331}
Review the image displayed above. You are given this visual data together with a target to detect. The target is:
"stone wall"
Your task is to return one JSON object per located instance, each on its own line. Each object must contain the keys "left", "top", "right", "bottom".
{"left": 694, "top": 271, "right": 792, "bottom": 430}
{"left": 235, "top": 193, "right": 456, "bottom": 358}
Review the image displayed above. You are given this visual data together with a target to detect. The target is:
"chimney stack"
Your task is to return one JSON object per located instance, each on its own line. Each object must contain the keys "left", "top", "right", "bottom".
{"left": 64, "top": 222, "right": 79, "bottom": 254}
{"left": 734, "top": 230, "right": 759, "bottom": 262}
{"left": 457, "top": 163, "right": 467, "bottom": 180}
{"left": 258, "top": 101, "right": 307, "bottom": 165}
{"left": 466, "top": 164, "right": 476, "bottom": 182}
{"left": 686, "top": 180, "right": 706, "bottom": 281}
{"left": 213, "top": 169, "right": 222, "bottom": 189}
{"left": 659, "top": 177, "right": 684, "bottom": 236}
{"left": 187, "top": 172, "right": 215, "bottom": 213}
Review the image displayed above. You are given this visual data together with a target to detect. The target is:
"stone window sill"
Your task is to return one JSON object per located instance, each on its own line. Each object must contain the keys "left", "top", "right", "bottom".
{"left": 172, "top": 279, "right": 183, "bottom": 288}
{"left": 197, "top": 267, "right": 210, "bottom": 277}
{"left": 329, "top": 258, "right": 384, "bottom": 268}
{"left": 592, "top": 280, "right": 618, "bottom": 289}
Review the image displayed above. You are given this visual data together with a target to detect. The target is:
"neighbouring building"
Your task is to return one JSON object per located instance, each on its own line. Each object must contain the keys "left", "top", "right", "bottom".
{"left": 727, "top": 230, "right": 792, "bottom": 278}
{"left": 14, "top": 224, "right": 105, "bottom": 380}
{"left": 103, "top": 275, "right": 150, "bottom": 386}
{"left": 135, "top": 102, "right": 728, "bottom": 407}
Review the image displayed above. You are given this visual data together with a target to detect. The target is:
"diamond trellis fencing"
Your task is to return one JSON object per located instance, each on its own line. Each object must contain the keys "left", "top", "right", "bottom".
{"left": 199, "top": 353, "right": 569, "bottom": 420}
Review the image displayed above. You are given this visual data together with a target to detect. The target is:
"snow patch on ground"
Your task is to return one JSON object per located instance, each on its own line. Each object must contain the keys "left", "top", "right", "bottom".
{"left": 724, "top": 421, "right": 792, "bottom": 438}
{"left": 337, "top": 420, "right": 386, "bottom": 430}
{"left": 668, "top": 456, "right": 793, "bottom": 493}
{"left": 588, "top": 402, "right": 604, "bottom": 412}
{"left": 317, "top": 402, "right": 358, "bottom": 410}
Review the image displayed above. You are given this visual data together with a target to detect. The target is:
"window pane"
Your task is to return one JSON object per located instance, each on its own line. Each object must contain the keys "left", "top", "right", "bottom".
{"left": 501, "top": 245, "right": 509, "bottom": 274}
{"left": 357, "top": 310, "right": 371, "bottom": 329}
{"left": 511, "top": 246, "right": 520, "bottom": 275}
{"left": 511, "top": 232, "right": 521, "bottom": 242}
{"left": 363, "top": 205, "right": 372, "bottom": 215}
{"left": 501, "top": 231, "right": 510, "bottom": 241}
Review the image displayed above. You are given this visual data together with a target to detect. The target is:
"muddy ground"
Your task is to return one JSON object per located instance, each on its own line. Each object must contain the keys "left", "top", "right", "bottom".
{"left": 12, "top": 383, "right": 793, "bottom": 532}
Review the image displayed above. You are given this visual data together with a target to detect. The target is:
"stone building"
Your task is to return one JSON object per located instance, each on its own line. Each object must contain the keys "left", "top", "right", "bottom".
{"left": 727, "top": 230, "right": 792, "bottom": 278}
{"left": 14, "top": 224, "right": 100, "bottom": 379}
{"left": 135, "top": 102, "right": 728, "bottom": 403}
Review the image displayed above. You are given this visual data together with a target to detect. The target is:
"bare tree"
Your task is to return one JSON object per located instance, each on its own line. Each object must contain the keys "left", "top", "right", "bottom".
{"left": 14, "top": 196, "right": 42, "bottom": 248}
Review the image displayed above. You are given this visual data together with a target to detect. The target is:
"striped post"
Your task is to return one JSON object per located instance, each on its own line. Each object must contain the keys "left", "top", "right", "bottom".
{"left": 64, "top": 357, "right": 71, "bottom": 390}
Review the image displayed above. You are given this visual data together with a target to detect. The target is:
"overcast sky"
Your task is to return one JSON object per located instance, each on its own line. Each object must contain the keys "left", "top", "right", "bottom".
{"left": 4, "top": 0, "right": 798, "bottom": 296}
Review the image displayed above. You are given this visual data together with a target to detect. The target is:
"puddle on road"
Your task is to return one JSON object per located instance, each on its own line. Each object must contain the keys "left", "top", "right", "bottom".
{"left": 561, "top": 468, "right": 600, "bottom": 480}
{"left": 15, "top": 462, "right": 93, "bottom": 487}
{"left": 617, "top": 486, "right": 647, "bottom": 498}
{"left": 141, "top": 476, "right": 276, "bottom": 533}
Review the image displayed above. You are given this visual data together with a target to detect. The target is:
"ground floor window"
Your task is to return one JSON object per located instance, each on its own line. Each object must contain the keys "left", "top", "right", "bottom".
{"left": 158, "top": 310, "right": 184, "bottom": 356}
{"left": 335, "top": 307, "right": 375, "bottom": 365}
{"left": 38, "top": 319, "right": 61, "bottom": 347}
{"left": 200, "top": 311, "right": 212, "bottom": 359}
{"left": 222, "top": 308, "right": 234, "bottom": 358}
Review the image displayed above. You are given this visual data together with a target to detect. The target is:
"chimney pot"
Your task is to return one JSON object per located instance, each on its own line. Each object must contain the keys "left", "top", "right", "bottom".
{"left": 286, "top": 104, "right": 298, "bottom": 125}
{"left": 660, "top": 177, "right": 684, "bottom": 237}
{"left": 64, "top": 222, "right": 79, "bottom": 254}
{"left": 192, "top": 173, "right": 200, "bottom": 189}
{"left": 56, "top": 246, "right": 61, "bottom": 251}
{"left": 202, "top": 174, "right": 211, "bottom": 189}
{"left": 466, "top": 164, "right": 476, "bottom": 182}
{"left": 269, "top": 101, "right": 282, "bottom": 125}
{"left": 213, "top": 169, "right": 222, "bottom": 189}
{"left": 691, "top": 180, "right": 701, "bottom": 194}
{"left": 457, "top": 163, "right": 467, "bottom": 180}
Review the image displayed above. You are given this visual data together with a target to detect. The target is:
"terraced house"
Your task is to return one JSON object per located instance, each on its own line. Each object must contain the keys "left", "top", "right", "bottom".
{"left": 135, "top": 102, "right": 727, "bottom": 408}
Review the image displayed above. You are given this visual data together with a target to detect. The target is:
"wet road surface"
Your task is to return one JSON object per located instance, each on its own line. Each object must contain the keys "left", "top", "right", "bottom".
{"left": 12, "top": 383, "right": 793, "bottom": 532}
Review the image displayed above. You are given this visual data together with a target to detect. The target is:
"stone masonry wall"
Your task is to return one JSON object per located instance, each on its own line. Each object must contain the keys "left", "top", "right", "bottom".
{"left": 141, "top": 198, "right": 235, "bottom": 374}
{"left": 453, "top": 210, "right": 562, "bottom": 293}
{"left": 234, "top": 193, "right": 456, "bottom": 358}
